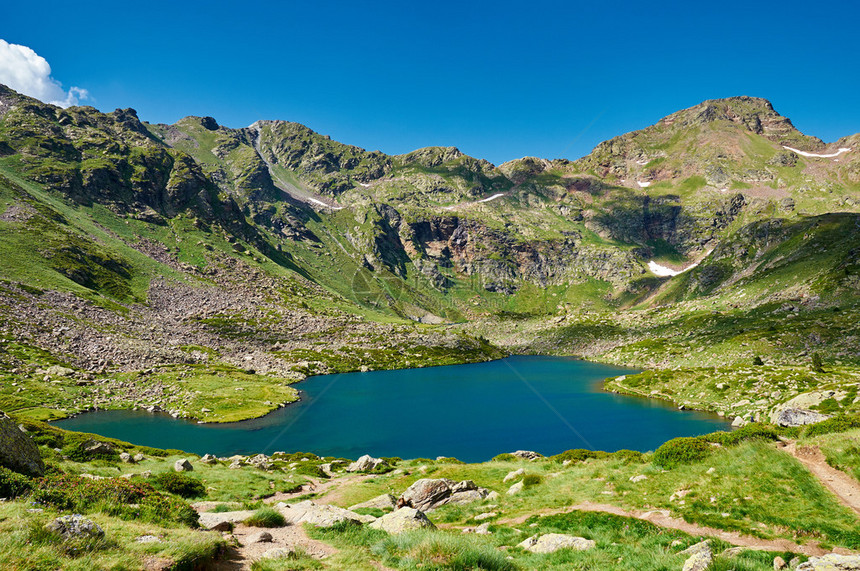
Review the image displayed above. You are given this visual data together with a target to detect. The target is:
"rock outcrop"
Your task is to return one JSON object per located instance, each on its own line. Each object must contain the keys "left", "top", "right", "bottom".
{"left": 680, "top": 540, "right": 713, "bottom": 571}
{"left": 45, "top": 515, "right": 105, "bottom": 540}
{"left": 398, "top": 478, "right": 491, "bottom": 511}
{"left": 346, "top": 454, "right": 389, "bottom": 473}
{"left": 275, "top": 500, "right": 374, "bottom": 526}
{"left": 518, "top": 533, "right": 596, "bottom": 553}
{"left": 774, "top": 408, "right": 832, "bottom": 427}
{"left": 369, "top": 508, "right": 435, "bottom": 534}
{"left": 0, "top": 412, "right": 44, "bottom": 476}
{"left": 797, "top": 554, "right": 860, "bottom": 570}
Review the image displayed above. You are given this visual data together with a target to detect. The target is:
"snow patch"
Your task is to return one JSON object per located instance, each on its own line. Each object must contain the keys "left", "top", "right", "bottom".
{"left": 648, "top": 250, "right": 712, "bottom": 277}
{"left": 478, "top": 193, "right": 506, "bottom": 203}
{"left": 638, "top": 181, "right": 651, "bottom": 188}
{"left": 782, "top": 146, "right": 851, "bottom": 159}
{"left": 358, "top": 182, "right": 371, "bottom": 188}
{"left": 306, "top": 197, "right": 344, "bottom": 210}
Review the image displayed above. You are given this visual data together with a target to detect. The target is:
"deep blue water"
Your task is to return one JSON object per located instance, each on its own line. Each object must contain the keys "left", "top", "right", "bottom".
{"left": 55, "top": 356, "right": 730, "bottom": 462}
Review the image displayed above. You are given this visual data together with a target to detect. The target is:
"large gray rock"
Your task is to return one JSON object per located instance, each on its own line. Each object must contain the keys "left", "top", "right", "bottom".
{"left": 369, "top": 508, "right": 435, "bottom": 534}
{"left": 775, "top": 408, "right": 832, "bottom": 427}
{"left": 518, "top": 533, "right": 595, "bottom": 553}
{"left": 174, "top": 458, "right": 193, "bottom": 472}
{"left": 349, "top": 493, "right": 397, "bottom": 512}
{"left": 510, "top": 450, "right": 542, "bottom": 460}
{"left": 45, "top": 515, "right": 105, "bottom": 540}
{"left": 797, "top": 554, "right": 860, "bottom": 570}
{"left": 275, "top": 500, "right": 373, "bottom": 526}
{"left": 680, "top": 540, "right": 713, "bottom": 571}
{"left": 0, "top": 412, "right": 44, "bottom": 476}
{"left": 346, "top": 454, "right": 389, "bottom": 473}
{"left": 398, "top": 478, "right": 490, "bottom": 511}
{"left": 197, "top": 510, "right": 256, "bottom": 531}
{"left": 503, "top": 468, "right": 524, "bottom": 483}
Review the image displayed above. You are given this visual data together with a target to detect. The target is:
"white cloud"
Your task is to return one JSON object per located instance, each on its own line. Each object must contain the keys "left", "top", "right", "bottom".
{"left": 0, "top": 39, "right": 89, "bottom": 107}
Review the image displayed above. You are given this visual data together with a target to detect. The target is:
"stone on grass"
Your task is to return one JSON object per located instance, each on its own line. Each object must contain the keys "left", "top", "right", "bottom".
{"left": 247, "top": 531, "right": 273, "bottom": 544}
{"left": 398, "top": 478, "right": 490, "bottom": 511}
{"left": 200, "top": 454, "right": 218, "bottom": 465}
{"left": 507, "top": 481, "right": 524, "bottom": 495}
{"left": 680, "top": 540, "right": 713, "bottom": 571}
{"left": 775, "top": 408, "right": 832, "bottom": 428}
{"left": 174, "top": 458, "right": 193, "bottom": 472}
{"left": 276, "top": 500, "right": 372, "bottom": 526}
{"left": 0, "top": 411, "right": 45, "bottom": 476}
{"left": 369, "top": 508, "right": 435, "bottom": 534}
{"left": 346, "top": 454, "right": 389, "bottom": 473}
{"left": 197, "top": 510, "right": 256, "bottom": 531}
{"left": 510, "top": 450, "right": 542, "bottom": 460}
{"left": 45, "top": 515, "right": 105, "bottom": 540}
{"left": 349, "top": 493, "right": 397, "bottom": 512}
{"left": 133, "top": 453, "right": 146, "bottom": 462}
{"left": 119, "top": 452, "right": 134, "bottom": 463}
{"left": 135, "top": 535, "right": 161, "bottom": 544}
{"left": 774, "top": 556, "right": 787, "bottom": 570}
{"left": 629, "top": 474, "right": 648, "bottom": 483}
{"left": 797, "top": 554, "right": 860, "bottom": 570}
{"left": 503, "top": 468, "right": 524, "bottom": 483}
{"left": 518, "top": 533, "right": 596, "bottom": 553}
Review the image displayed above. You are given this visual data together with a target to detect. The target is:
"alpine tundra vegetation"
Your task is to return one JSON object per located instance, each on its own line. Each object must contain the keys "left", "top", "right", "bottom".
{"left": 0, "top": 84, "right": 859, "bottom": 569}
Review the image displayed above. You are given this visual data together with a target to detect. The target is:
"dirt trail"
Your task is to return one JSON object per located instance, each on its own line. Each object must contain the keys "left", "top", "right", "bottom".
{"left": 780, "top": 440, "right": 860, "bottom": 517}
{"left": 204, "top": 473, "right": 377, "bottom": 570}
{"left": 501, "top": 501, "right": 854, "bottom": 557}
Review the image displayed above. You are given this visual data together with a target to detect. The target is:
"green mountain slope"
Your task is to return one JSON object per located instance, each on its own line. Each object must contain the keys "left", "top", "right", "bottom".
{"left": 0, "top": 83, "right": 857, "bottom": 424}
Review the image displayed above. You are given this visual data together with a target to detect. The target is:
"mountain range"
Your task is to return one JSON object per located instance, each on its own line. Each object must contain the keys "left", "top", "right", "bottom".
{"left": 0, "top": 84, "right": 858, "bottom": 424}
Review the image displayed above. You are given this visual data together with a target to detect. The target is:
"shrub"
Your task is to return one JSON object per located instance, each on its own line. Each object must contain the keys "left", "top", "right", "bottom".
{"left": 612, "top": 449, "right": 645, "bottom": 463}
{"left": 152, "top": 472, "right": 207, "bottom": 498}
{"left": 804, "top": 414, "right": 860, "bottom": 438}
{"left": 31, "top": 474, "right": 199, "bottom": 527}
{"left": 61, "top": 439, "right": 119, "bottom": 462}
{"left": 522, "top": 474, "right": 543, "bottom": 487}
{"left": 753, "top": 356, "right": 764, "bottom": 366}
{"left": 244, "top": 507, "right": 286, "bottom": 528}
{"left": 491, "top": 453, "right": 516, "bottom": 462}
{"left": 550, "top": 449, "right": 609, "bottom": 463}
{"left": 704, "top": 423, "right": 779, "bottom": 446}
{"left": 0, "top": 466, "right": 33, "bottom": 498}
{"left": 652, "top": 437, "right": 712, "bottom": 468}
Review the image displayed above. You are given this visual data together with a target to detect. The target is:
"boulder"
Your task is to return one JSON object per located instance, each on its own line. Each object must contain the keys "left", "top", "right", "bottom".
{"left": 346, "top": 454, "right": 389, "bottom": 473}
{"left": 369, "top": 508, "right": 435, "bottom": 534}
{"left": 349, "top": 493, "right": 397, "bottom": 512}
{"left": 680, "top": 540, "right": 713, "bottom": 571}
{"left": 133, "top": 453, "right": 146, "bottom": 463}
{"left": 518, "top": 533, "right": 596, "bottom": 553}
{"left": 774, "top": 556, "right": 787, "bottom": 570}
{"left": 276, "top": 500, "right": 373, "bottom": 526}
{"left": 45, "top": 515, "right": 105, "bottom": 540}
{"left": 503, "top": 468, "right": 524, "bottom": 483}
{"left": 0, "top": 412, "right": 44, "bottom": 476}
{"left": 119, "top": 452, "right": 134, "bottom": 463}
{"left": 247, "top": 531, "right": 273, "bottom": 544}
{"left": 84, "top": 440, "right": 115, "bottom": 456}
{"left": 510, "top": 450, "right": 542, "bottom": 460}
{"left": 174, "top": 458, "right": 193, "bottom": 472}
{"left": 200, "top": 454, "right": 218, "bottom": 465}
{"left": 197, "top": 510, "right": 256, "bottom": 531}
{"left": 775, "top": 408, "right": 832, "bottom": 427}
{"left": 797, "top": 554, "right": 860, "bottom": 570}
{"left": 507, "top": 481, "right": 524, "bottom": 495}
{"left": 398, "top": 478, "right": 490, "bottom": 511}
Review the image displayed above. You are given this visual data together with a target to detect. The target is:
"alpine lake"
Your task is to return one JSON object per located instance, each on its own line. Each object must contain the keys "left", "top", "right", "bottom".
{"left": 56, "top": 356, "right": 731, "bottom": 462}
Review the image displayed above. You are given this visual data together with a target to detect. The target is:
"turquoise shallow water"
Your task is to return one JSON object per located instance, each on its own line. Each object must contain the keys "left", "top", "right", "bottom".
{"left": 55, "top": 356, "right": 730, "bottom": 462}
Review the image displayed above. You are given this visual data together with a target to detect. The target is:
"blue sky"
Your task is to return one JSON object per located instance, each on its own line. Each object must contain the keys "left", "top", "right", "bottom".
{"left": 2, "top": 0, "right": 859, "bottom": 165}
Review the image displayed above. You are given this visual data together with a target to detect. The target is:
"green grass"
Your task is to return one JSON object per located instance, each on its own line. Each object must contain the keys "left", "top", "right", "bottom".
{"left": 245, "top": 507, "right": 287, "bottom": 528}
